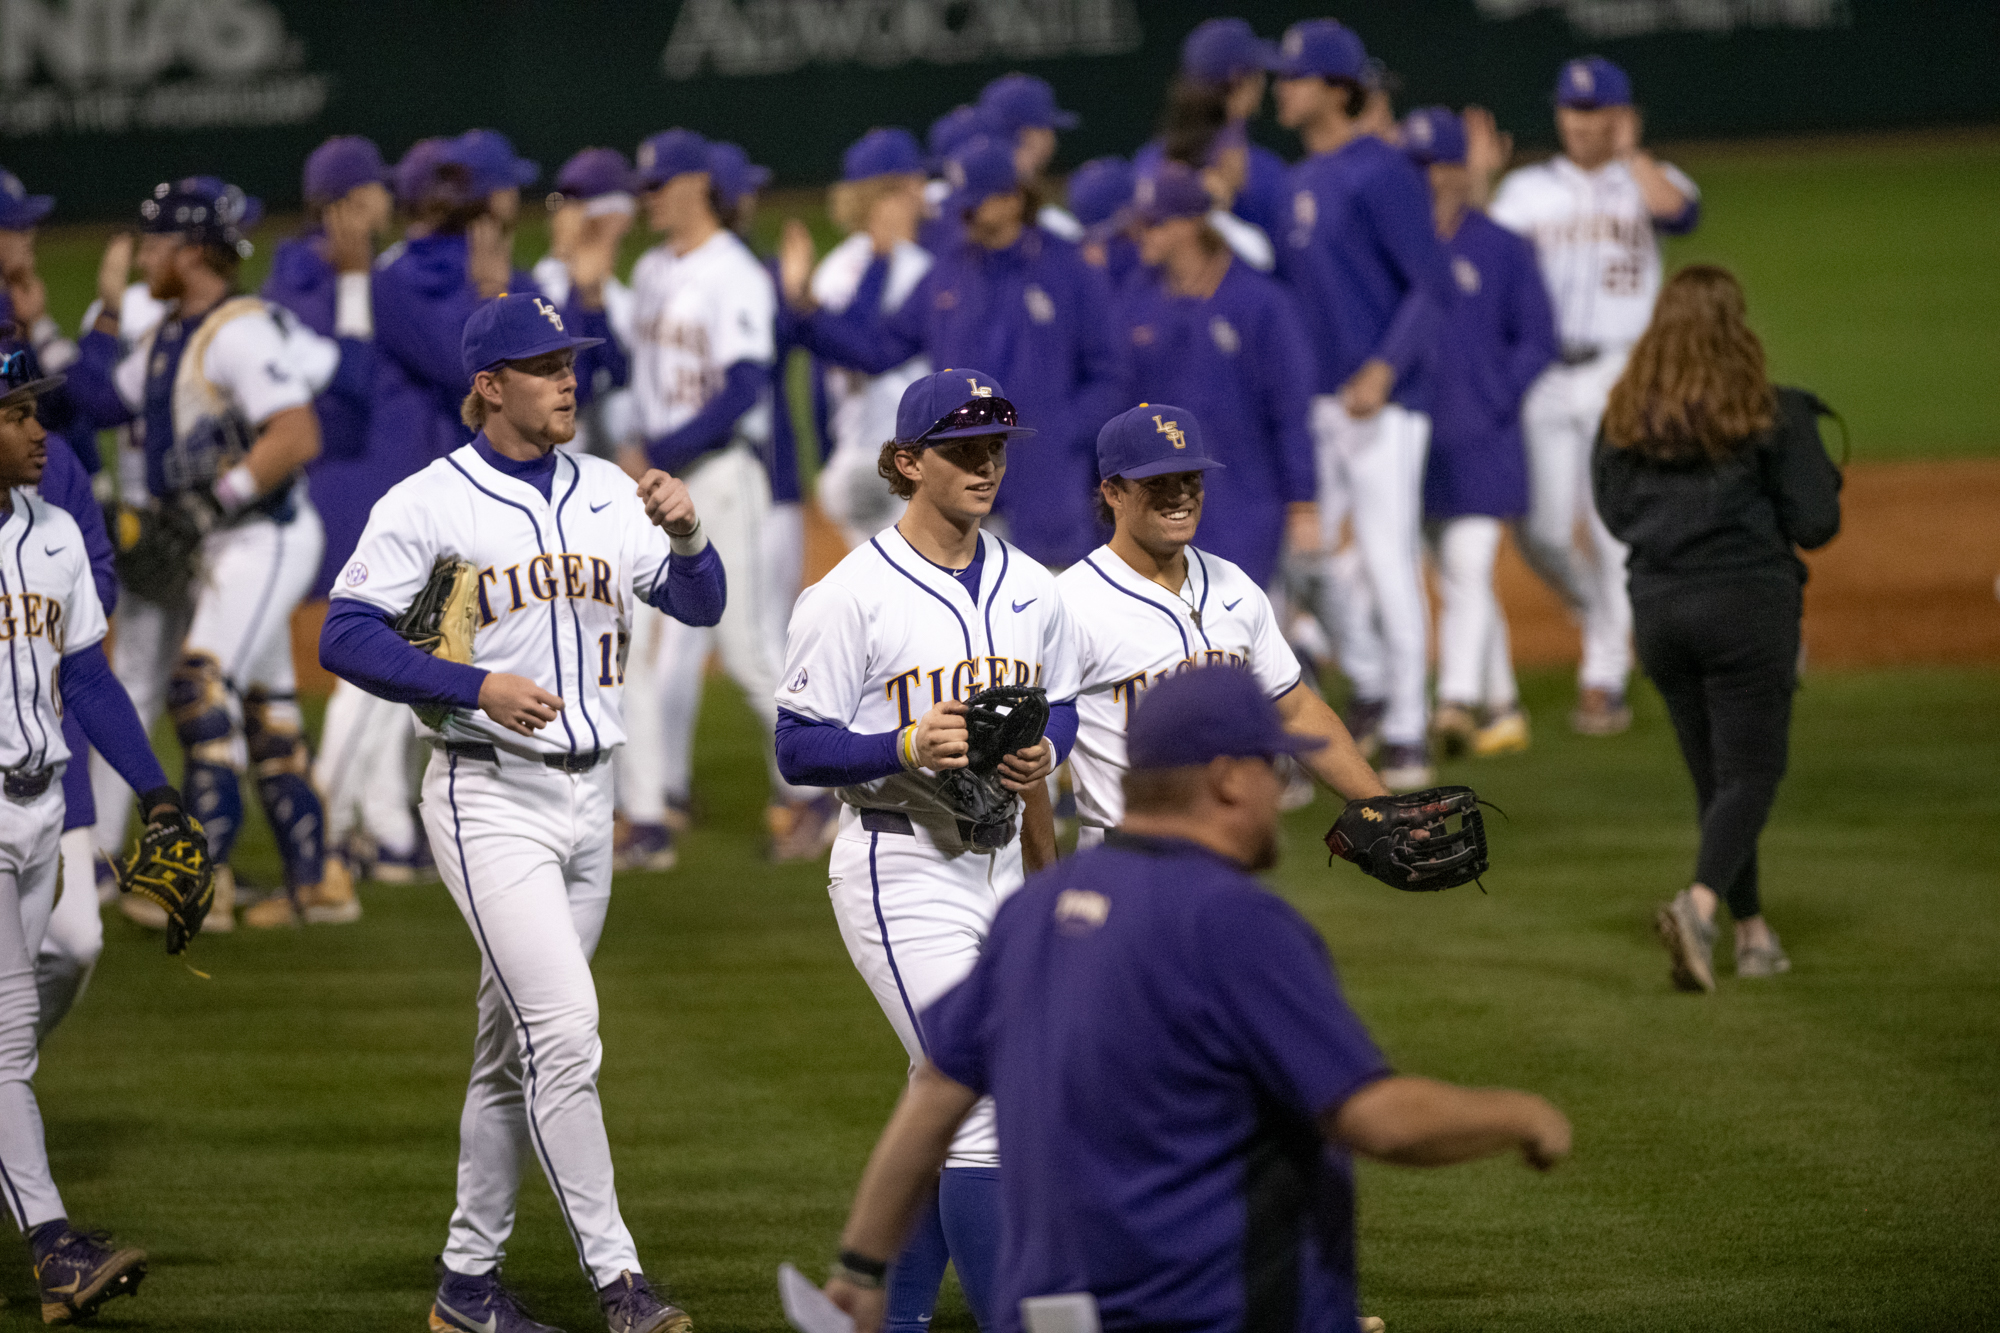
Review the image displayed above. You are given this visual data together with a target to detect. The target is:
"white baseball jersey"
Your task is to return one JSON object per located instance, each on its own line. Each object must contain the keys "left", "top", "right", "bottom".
{"left": 108, "top": 297, "right": 328, "bottom": 431}
{"left": 1055, "top": 543, "right": 1301, "bottom": 830}
{"left": 1489, "top": 155, "right": 1698, "bottom": 349}
{"left": 777, "top": 526, "right": 1078, "bottom": 820}
{"left": 332, "top": 445, "right": 703, "bottom": 758}
{"left": 628, "top": 229, "right": 774, "bottom": 445}
{"left": 811, "top": 233, "right": 933, "bottom": 458}
{"left": 0, "top": 492, "right": 106, "bottom": 772}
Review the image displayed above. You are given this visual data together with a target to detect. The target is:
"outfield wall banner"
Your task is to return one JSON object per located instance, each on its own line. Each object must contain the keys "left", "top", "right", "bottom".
{"left": 1, "top": 0, "right": 1993, "bottom": 221}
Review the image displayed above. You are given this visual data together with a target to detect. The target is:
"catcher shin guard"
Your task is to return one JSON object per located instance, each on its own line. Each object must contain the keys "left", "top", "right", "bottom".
{"left": 169, "top": 651, "right": 244, "bottom": 859}
{"left": 245, "top": 688, "right": 326, "bottom": 890}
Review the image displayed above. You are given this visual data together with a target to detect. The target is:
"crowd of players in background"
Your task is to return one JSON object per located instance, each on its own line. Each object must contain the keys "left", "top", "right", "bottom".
{"left": 0, "top": 14, "right": 1698, "bottom": 946}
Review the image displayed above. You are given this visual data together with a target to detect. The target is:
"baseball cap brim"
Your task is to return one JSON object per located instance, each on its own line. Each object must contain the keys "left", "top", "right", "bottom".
{"left": 472, "top": 334, "right": 605, "bottom": 376}
{"left": 920, "top": 421, "right": 1038, "bottom": 443}
{"left": 1110, "top": 454, "right": 1225, "bottom": 480}
{"left": 0, "top": 372, "right": 65, "bottom": 404}
{"left": 0, "top": 196, "right": 55, "bottom": 229}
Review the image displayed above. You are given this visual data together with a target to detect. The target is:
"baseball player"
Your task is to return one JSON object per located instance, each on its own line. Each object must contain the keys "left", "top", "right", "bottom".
{"left": 975, "top": 73, "right": 1083, "bottom": 240}
{"left": 918, "top": 105, "right": 990, "bottom": 257}
{"left": 1486, "top": 56, "right": 1700, "bottom": 736}
{"left": 1114, "top": 163, "right": 1318, "bottom": 592}
{"left": 0, "top": 169, "right": 93, "bottom": 471}
{"left": 534, "top": 148, "right": 640, "bottom": 461}
{"left": 1274, "top": 18, "right": 1454, "bottom": 791}
{"left": 620, "top": 128, "right": 822, "bottom": 866}
{"left": 806, "top": 127, "right": 933, "bottom": 548}
{"left": 319, "top": 293, "right": 722, "bottom": 1333}
{"left": 774, "top": 369, "right": 1077, "bottom": 1331}
{"left": 1058, "top": 402, "right": 1383, "bottom": 849}
{"left": 66, "top": 177, "right": 352, "bottom": 926}
{"left": 1404, "top": 108, "right": 1559, "bottom": 759}
{"left": 0, "top": 355, "right": 205, "bottom": 1325}
{"left": 1067, "top": 156, "right": 1141, "bottom": 291}
{"left": 781, "top": 135, "right": 1128, "bottom": 571}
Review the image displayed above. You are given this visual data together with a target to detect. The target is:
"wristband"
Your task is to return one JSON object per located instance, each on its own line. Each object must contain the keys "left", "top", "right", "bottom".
{"left": 898, "top": 723, "right": 919, "bottom": 771}
{"left": 212, "top": 463, "right": 259, "bottom": 514}
{"left": 667, "top": 519, "right": 707, "bottom": 556}
{"left": 832, "top": 1249, "right": 888, "bottom": 1289}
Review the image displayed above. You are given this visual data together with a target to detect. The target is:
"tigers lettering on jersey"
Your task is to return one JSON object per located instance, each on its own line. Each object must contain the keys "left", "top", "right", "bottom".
{"left": 477, "top": 555, "right": 618, "bottom": 625}
{"left": 884, "top": 657, "right": 1044, "bottom": 724}
{"left": 0, "top": 593, "right": 65, "bottom": 648}
{"left": 1108, "top": 649, "right": 1248, "bottom": 725}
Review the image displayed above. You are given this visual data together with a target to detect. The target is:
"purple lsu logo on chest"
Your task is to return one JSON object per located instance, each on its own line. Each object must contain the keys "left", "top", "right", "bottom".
{"left": 883, "top": 657, "right": 1045, "bottom": 726}
{"left": 476, "top": 553, "right": 616, "bottom": 626}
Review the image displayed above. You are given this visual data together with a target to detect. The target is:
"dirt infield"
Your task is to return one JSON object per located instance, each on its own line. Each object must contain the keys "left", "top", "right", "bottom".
{"left": 289, "top": 458, "right": 1999, "bottom": 695}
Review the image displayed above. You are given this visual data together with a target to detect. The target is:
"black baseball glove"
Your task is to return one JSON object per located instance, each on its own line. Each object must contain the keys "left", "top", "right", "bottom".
{"left": 936, "top": 685, "right": 1050, "bottom": 851}
{"left": 1325, "top": 785, "right": 1488, "bottom": 892}
{"left": 119, "top": 806, "right": 216, "bottom": 955}
{"left": 393, "top": 558, "right": 482, "bottom": 728}
{"left": 108, "top": 501, "right": 206, "bottom": 606}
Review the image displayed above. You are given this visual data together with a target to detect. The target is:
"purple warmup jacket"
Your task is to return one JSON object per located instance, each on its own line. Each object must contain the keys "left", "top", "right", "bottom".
{"left": 1277, "top": 135, "right": 1454, "bottom": 410}
{"left": 1117, "top": 260, "right": 1317, "bottom": 588}
{"left": 798, "top": 225, "right": 1129, "bottom": 568}
{"left": 1421, "top": 211, "right": 1559, "bottom": 521}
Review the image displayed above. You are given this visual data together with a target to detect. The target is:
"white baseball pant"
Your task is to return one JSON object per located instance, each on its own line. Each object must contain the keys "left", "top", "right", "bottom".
{"left": 34, "top": 828, "right": 103, "bottom": 1042}
{"left": 1312, "top": 397, "right": 1432, "bottom": 747}
{"left": 826, "top": 804, "right": 1022, "bottom": 1170}
{"left": 1430, "top": 517, "right": 1520, "bottom": 711}
{"left": 0, "top": 774, "right": 69, "bottom": 1230}
{"left": 315, "top": 679, "right": 420, "bottom": 858}
{"left": 1518, "top": 351, "right": 1634, "bottom": 695}
{"left": 423, "top": 746, "right": 642, "bottom": 1288}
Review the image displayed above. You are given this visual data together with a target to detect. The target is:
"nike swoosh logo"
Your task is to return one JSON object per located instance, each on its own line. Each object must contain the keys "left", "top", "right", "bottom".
{"left": 43, "top": 547, "right": 62, "bottom": 557}
{"left": 590, "top": 501, "right": 611, "bottom": 513}
{"left": 432, "top": 1296, "right": 498, "bottom": 1333}
{"left": 1223, "top": 598, "right": 1242, "bottom": 611}
{"left": 1011, "top": 598, "right": 1036, "bottom": 613}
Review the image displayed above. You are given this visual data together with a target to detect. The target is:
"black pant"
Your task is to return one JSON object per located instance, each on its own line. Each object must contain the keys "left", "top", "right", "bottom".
{"left": 1632, "top": 576, "right": 1801, "bottom": 922}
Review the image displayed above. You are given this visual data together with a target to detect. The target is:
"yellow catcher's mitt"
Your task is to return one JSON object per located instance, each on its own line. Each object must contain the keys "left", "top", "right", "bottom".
{"left": 119, "top": 809, "right": 216, "bottom": 955}
{"left": 392, "top": 557, "right": 481, "bottom": 729}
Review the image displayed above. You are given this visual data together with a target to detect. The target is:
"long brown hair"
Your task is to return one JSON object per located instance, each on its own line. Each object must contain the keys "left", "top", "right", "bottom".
{"left": 1604, "top": 264, "right": 1776, "bottom": 463}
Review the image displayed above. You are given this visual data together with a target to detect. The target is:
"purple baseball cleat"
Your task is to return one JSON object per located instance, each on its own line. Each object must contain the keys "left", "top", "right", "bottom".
{"left": 598, "top": 1270, "right": 692, "bottom": 1333}
{"left": 34, "top": 1225, "right": 147, "bottom": 1324}
{"left": 430, "top": 1259, "right": 567, "bottom": 1333}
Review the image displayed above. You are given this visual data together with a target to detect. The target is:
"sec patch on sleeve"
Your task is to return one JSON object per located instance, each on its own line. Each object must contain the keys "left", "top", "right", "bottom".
{"left": 343, "top": 561, "right": 368, "bottom": 587}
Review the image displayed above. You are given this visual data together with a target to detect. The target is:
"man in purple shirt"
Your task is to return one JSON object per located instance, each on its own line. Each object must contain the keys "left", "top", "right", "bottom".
{"left": 1275, "top": 18, "right": 1454, "bottom": 791}
{"left": 817, "top": 666, "right": 1570, "bottom": 1333}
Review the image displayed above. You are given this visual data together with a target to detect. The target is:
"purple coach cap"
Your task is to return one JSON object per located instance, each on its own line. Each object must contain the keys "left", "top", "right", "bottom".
{"left": 979, "top": 72, "right": 1079, "bottom": 134}
{"left": 1182, "top": 18, "right": 1279, "bottom": 85}
{"left": 552, "top": 147, "right": 635, "bottom": 201}
{"left": 1400, "top": 107, "right": 1467, "bottom": 166}
{"left": 844, "top": 127, "right": 926, "bottom": 182}
{"left": 1097, "top": 401, "right": 1223, "bottom": 482}
{"left": 1127, "top": 666, "right": 1326, "bottom": 771}
{"left": 894, "top": 367, "right": 1037, "bottom": 447}
{"left": 1066, "top": 156, "right": 1133, "bottom": 230}
{"left": 0, "top": 169, "right": 54, "bottom": 230}
{"left": 303, "top": 136, "right": 387, "bottom": 205}
{"left": 394, "top": 138, "right": 451, "bottom": 208}
{"left": 1556, "top": 56, "right": 1632, "bottom": 109}
{"left": 462, "top": 292, "right": 605, "bottom": 379}
{"left": 450, "top": 129, "right": 540, "bottom": 195}
{"left": 1126, "top": 163, "right": 1211, "bottom": 227}
{"left": 634, "top": 129, "right": 710, "bottom": 189}
{"left": 707, "top": 141, "right": 771, "bottom": 211}
{"left": 941, "top": 137, "right": 1020, "bottom": 215}
{"left": 1274, "top": 19, "right": 1368, "bottom": 81}
{"left": 926, "top": 105, "right": 992, "bottom": 167}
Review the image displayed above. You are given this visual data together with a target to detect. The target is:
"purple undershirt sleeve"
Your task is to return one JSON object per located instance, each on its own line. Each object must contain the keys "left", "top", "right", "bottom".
{"left": 775, "top": 707, "right": 904, "bottom": 788}
{"left": 644, "top": 360, "right": 766, "bottom": 475}
{"left": 319, "top": 599, "right": 487, "bottom": 711}
{"left": 63, "top": 641, "right": 168, "bottom": 795}
{"left": 1046, "top": 701, "right": 1078, "bottom": 764}
{"left": 646, "top": 541, "right": 727, "bottom": 628}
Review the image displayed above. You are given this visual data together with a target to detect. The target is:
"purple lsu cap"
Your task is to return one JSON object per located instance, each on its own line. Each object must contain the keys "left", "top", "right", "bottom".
{"left": 1182, "top": 18, "right": 1279, "bottom": 85}
{"left": 926, "top": 105, "right": 992, "bottom": 167}
{"left": 1401, "top": 107, "right": 1467, "bottom": 166}
{"left": 894, "top": 368, "right": 1037, "bottom": 447}
{"left": 634, "top": 129, "right": 710, "bottom": 189}
{"left": 1066, "top": 156, "right": 1133, "bottom": 230}
{"left": 393, "top": 138, "right": 452, "bottom": 208}
{"left": 450, "top": 129, "right": 540, "bottom": 195}
{"left": 552, "top": 147, "right": 635, "bottom": 201}
{"left": 707, "top": 141, "right": 771, "bottom": 210}
{"left": 1097, "top": 401, "right": 1223, "bottom": 481}
{"left": 1128, "top": 666, "right": 1327, "bottom": 770}
{"left": 941, "top": 137, "right": 1020, "bottom": 215}
{"left": 303, "top": 136, "right": 387, "bottom": 205}
{"left": 978, "top": 72, "right": 1079, "bottom": 134}
{"left": 1275, "top": 18, "right": 1368, "bottom": 81}
{"left": 0, "top": 169, "right": 54, "bottom": 230}
{"left": 1557, "top": 56, "right": 1632, "bottom": 109}
{"left": 844, "top": 127, "right": 926, "bottom": 182}
{"left": 462, "top": 292, "right": 605, "bottom": 379}
{"left": 1126, "top": 163, "right": 1211, "bottom": 227}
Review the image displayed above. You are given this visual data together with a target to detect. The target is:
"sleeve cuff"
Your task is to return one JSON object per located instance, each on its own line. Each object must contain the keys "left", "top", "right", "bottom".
{"left": 669, "top": 524, "right": 709, "bottom": 557}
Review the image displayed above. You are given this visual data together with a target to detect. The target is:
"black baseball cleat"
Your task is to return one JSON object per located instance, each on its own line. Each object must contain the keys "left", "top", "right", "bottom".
{"left": 598, "top": 1270, "right": 692, "bottom": 1333}
{"left": 34, "top": 1225, "right": 147, "bottom": 1324}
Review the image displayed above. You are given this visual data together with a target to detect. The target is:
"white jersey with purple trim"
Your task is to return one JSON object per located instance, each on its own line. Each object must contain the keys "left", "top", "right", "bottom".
{"left": 776, "top": 525, "right": 1078, "bottom": 819}
{"left": 0, "top": 492, "right": 106, "bottom": 772}
{"left": 1055, "top": 543, "right": 1301, "bottom": 830}
{"left": 1489, "top": 154, "right": 1699, "bottom": 349}
{"left": 331, "top": 445, "right": 699, "bottom": 758}
{"left": 628, "top": 228, "right": 775, "bottom": 444}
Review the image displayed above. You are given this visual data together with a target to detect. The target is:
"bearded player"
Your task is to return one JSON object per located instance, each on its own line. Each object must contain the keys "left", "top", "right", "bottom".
{"left": 320, "top": 294, "right": 723, "bottom": 1333}
{"left": 774, "top": 369, "right": 1077, "bottom": 1332}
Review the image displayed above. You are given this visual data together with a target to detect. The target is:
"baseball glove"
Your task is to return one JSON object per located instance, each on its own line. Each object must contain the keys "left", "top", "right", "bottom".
{"left": 393, "top": 558, "right": 482, "bottom": 729}
{"left": 936, "top": 685, "right": 1050, "bottom": 851}
{"left": 118, "top": 809, "right": 216, "bottom": 955}
{"left": 1325, "top": 785, "right": 1488, "bottom": 892}
{"left": 108, "top": 501, "right": 206, "bottom": 606}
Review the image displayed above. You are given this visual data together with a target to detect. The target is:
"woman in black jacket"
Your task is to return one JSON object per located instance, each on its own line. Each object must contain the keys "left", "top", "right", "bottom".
{"left": 1593, "top": 264, "right": 1841, "bottom": 993}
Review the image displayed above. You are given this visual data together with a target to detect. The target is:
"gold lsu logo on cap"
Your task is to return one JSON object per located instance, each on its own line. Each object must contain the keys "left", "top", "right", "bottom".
{"left": 965, "top": 377, "right": 993, "bottom": 397}
{"left": 1153, "top": 414, "right": 1187, "bottom": 450}
{"left": 532, "top": 297, "right": 566, "bottom": 331}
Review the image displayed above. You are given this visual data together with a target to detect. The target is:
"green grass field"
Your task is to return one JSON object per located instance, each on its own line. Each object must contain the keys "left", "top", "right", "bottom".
{"left": 19, "top": 133, "right": 2000, "bottom": 468}
{"left": 11, "top": 664, "right": 1998, "bottom": 1331}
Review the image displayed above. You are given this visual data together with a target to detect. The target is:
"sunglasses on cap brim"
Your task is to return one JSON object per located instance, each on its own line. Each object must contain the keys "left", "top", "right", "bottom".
{"left": 0, "top": 349, "right": 63, "bottom": 405}
{"left": 914, "top": 395, "right": 1039, "bottom": 445}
